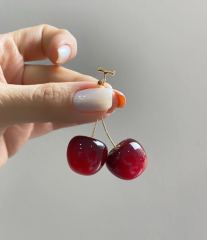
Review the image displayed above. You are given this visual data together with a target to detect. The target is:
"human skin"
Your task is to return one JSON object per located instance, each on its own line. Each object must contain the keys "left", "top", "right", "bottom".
{"left": 0, "top": 24, "right": 126, "bottom": 168}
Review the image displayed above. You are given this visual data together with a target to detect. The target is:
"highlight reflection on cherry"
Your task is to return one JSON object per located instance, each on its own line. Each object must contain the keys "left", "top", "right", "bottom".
{"left": 67, "top": 136, "right": 108, "bottom": 175}
{"left": 106, "top": 139, "right": 147, "bottom": 180}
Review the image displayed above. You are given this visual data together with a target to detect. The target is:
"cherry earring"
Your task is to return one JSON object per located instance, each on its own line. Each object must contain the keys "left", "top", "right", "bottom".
{"left": 67, "top": 68, "right": 147, "bottom": 180}
{"left": 67, "top": 134, "right": 107, "bottom": 176}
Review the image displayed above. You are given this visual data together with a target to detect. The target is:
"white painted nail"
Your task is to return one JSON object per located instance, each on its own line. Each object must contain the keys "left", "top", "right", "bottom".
{"left": 56, "top": 45, "right": 71, "bottom": 63}
{"left": 73, "top": 88, "right": 113, "bottom": 112}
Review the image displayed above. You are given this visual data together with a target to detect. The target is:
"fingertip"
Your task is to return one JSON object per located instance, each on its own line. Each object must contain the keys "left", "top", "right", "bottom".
{"left": 47, "top": 33, "right": 77, "bottom": 65}
{"left": 113, "top": 89, "right": 126, "bottom": 108}
{"left": 106, "top": 89, "right": 126, "bottom": 114}
{"left": 107, "top": 91, "right": 118, "bottom": 114}
{"left": 56, "top": 45, "right": 71, "bottom": 64}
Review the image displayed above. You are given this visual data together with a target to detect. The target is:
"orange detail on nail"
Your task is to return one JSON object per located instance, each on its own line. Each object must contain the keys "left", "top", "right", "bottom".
{"left": 113, "top": 90, "right": 126, "bottom": 108}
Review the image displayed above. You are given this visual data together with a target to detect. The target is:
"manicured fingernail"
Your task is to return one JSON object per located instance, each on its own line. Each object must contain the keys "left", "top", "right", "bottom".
{"left": 56, "top": 45, "right": 71, "bottom": 63}
{"left": 113, "top": 89, "right": 126, "bottom": 108}
{"left": 106, "top": 91, "right": 119, "bottom": 114}
{"left": 73, "top": 88, "right": 113, "bottom": 112}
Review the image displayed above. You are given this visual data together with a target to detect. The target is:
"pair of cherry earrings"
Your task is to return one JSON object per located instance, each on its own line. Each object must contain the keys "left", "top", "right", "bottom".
{"left": 67, "top": 68, "right": 147, "bottom": 180}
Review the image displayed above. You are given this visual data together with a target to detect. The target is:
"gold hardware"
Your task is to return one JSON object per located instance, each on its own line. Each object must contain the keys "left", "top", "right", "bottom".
{"left": 91, "top": 117, "right": 117, "bottom": 149}
{"left": 98, "top": 67, "right": 116, "bottom": 85}
{"left": 91, "top": 68, "right": 118, "bottom": 150}
{"left": 91, "top": 119, "right": 98, "bottom": 138}
{"left": 101, "top": 117, "right": 117, "bottom": 149}
{"left": 98, "top": 67, "right": 115, "bottom": 76}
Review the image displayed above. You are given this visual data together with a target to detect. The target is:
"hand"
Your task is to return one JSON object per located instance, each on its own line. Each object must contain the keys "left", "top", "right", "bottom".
{"left": 0, "top": 24, "right": 126, "bottom": 168}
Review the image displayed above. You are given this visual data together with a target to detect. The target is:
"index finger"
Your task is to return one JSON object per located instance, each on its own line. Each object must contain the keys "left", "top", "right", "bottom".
{"left": 10, "top": 24, "right": 77, "bottom": 64}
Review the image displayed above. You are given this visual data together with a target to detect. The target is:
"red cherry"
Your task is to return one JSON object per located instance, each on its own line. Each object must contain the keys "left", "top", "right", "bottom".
{"left": 67, "top": 136, "right": 108, "bottom": 175}
{"left": 106, "top": 139, "right": 147, "bottom": 180}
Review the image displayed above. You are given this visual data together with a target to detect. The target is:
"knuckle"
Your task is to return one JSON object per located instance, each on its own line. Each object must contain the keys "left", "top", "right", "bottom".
{"left": 40, "top": 24, "right": 59, "bottom": 37}
{"left": 0, "top": 35, "right": 16, "bottom": 61}
{"left": 33, "top": 83, "right": 69, "bottom": 109}
{"left": 59, "top": 29, "right": 77, "bottom": 45}
{"left": 59, "top": 29, "right": 70, "bottom": 35}
{"left": 39, "top": 23, "right": 54, "bottom": 31}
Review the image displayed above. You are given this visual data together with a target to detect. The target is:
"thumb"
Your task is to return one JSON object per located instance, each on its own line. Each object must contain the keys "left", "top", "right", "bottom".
{"left": 0, "top": 82, "right": 114, "bottom": 127}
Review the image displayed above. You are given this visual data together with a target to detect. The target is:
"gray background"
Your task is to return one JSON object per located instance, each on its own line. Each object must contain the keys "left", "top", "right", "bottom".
{"left": 0, "top": 0, "right": 207, "bottom": 239}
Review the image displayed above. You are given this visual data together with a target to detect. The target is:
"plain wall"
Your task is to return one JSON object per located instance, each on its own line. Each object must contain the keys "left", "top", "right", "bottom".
{"left": 0, "top": 0, "right": 207, "bottom": 239}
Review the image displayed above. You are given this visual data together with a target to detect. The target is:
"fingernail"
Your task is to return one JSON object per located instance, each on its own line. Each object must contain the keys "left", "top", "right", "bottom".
{"left": 73, "top": 88, "right": 113, "bottom": 112}
{"left": 113, "top": 89, "right": 126, "bottom": 108}
{"left": 56, "top": 45, "right": 71, "bottom": 63}
{"left": 107, "top": 91, "right": 119, "bottom": 114}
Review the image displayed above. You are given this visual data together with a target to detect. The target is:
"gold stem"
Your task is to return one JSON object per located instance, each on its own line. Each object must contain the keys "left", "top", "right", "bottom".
{"left": 91, "top": 119, "right": 98, "bottom": 138}
{"left": 103, "top": 73, "right": 106, "bottom": 84}
{"left": 101, "top": 117, "right": 117, "bottom": 148}
{"left": 91, "top": 118, "right": 117, "bottom": 148}
{"left": 92, "top": 67, "right": 117, "bottom": 148}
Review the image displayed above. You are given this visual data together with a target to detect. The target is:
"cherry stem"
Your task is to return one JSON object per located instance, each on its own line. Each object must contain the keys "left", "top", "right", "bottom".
{"left": 92, "top": 67, "right": 117, "bottom": 148}
{"left": 91, "top": 117, "right": 117, "bottom": 148}
{"left": 101, "top": 117, "right": 117, "bottom": 148}
{"left": 91, "top": 119, "right": 98, "bottom": 138}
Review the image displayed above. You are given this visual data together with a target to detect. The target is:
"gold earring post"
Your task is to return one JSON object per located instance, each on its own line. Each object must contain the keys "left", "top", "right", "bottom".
{"left": 91, "top": 68, "right": 117, "bottom": 149}
{"left": 98, "top": 67, "right": 115, "bottom": 85}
